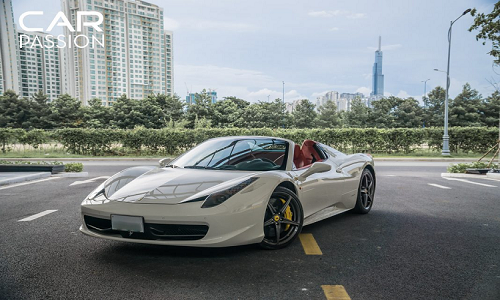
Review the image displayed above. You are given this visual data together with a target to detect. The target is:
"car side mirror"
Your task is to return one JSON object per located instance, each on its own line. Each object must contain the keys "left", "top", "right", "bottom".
{"left": 296, "top": 162, "right": 331, "bottom": 181}
{"left": 159, "top": 158, "right": 170, "bottom": 167}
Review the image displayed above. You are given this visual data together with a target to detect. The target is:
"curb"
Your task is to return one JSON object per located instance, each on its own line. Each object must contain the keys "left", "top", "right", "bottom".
{"left": 0, "top": 172, "right": 51, "bottom": 186}
{"left": 487, "top": 173, "right": 500, "bottom": 180}
{"left": 53, "top": 172, "right": 89, "bottom": 178}
{"left": 375, "top": 158, "right": 480, "bottom": 162}
{"left": 0, "top": 158, "right": 167, "bottom": 161}
{"left": 441, "top": 172, "right": 500, "bottom": 181}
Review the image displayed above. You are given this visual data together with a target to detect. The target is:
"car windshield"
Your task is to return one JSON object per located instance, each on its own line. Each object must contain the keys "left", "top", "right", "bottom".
{"left": 168, "top": 138, "right": 288, "bottom": 171}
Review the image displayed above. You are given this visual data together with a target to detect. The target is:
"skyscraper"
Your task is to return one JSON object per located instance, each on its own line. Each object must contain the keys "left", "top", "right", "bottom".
{"left": 17, "top": 30, "right": 62, "bottom": 101}
{"left": 61, "top": 0, "right": 173, "bottom": 106}
{"left": 371, "top": 36, "right": 384, "bottom": 98}
{"left": 0, "top": 0, "right": 20, "bottom": 94}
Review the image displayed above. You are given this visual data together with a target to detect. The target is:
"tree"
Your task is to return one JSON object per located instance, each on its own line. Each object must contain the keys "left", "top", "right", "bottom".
{"left": 481, "top": 90, "right": 500, "bottom": 127}
{"left": 0, "top": 90, "right": 31, "bottom": 128}
{"left": 469, "top": 3, "right": 500, "bottom": 64}
{"left": 223, "top": 96, "right": 250, "bottom": 110}
{"left": 186, "top": 89, "right": 214, "bottom": 128}
{"left": 241, "top": 99, "right": 286, "bottom": 128}
{"left": 28, "top": 91, "right": 53, "bottom": 129}
{"left": 423, "top": 86, "right": 446, "bottom": 127}
{"left": 393, "top": 97, "right": 424, "bottom": 128}
{"left": 212, "top": 99, "right": 241, "bottom": 127}
{"left": 50, "top": 94, "right": 83, "bottom": 128}
{"left": 316, "top": 100, "right": 341, "bottom": 128}
{"left": 344, "top": 98, "right": 371, "bottom": 128}
{"left": 449, "top": 83, "right": 483, "bottom": 127}
{"left": 292, "top": 99, "right": 317, "bottom": 128}
{"left": 110, "top": 94, "right": 146, "bottom": 129}
{"left": 82, "top": 98, "right": 111, "bottom": 128}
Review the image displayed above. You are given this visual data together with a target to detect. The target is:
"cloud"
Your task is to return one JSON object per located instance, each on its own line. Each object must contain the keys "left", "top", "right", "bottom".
{"left": 308, "top": 10, "right": 346, "bottom": 17}
{"left": 356, "top": 86, "right": 371, "bottom": 95}
{"left": 367, "top": 44, "right": 402, "bottom": 51}
{"left": 347, "top": 13, "right": 366, "bottom": 19}
{"left": 188, "top": 20, "right": 258, "bottom": 32}
{"left": 164, "top": 18, "right": 180, "bottom": 30}
{"left": 329, "top": 27, "right": 340, "bottom": 31}
{"left": 176, "top": 64, "right": 308, "bottom": 102}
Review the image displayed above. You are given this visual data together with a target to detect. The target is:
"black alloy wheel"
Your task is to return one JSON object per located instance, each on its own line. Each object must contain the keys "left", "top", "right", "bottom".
{"left": 353, "top": 168, "right": 375, "bottom": 214}
{"left": 260, "top": 186, "right": 303, "bottom": 249}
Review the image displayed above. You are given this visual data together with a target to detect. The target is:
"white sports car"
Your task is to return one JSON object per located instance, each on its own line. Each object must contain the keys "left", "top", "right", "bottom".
{"left": 80, "top": 136, "right": 376, "bottom": 249}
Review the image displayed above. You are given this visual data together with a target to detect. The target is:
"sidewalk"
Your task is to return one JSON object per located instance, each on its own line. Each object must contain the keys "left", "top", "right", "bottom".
{"left": 0, "top": 172, "right": 51, "bottom": 186}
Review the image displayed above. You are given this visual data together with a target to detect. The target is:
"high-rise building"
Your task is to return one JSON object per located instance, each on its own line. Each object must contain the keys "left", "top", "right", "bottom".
{"left": 17, "top": 30, "right": 62, "bottom": 101}
{"left": 0, "top": 0, "right": 20, "bottom": 94}
{"left": 316, "top": 91, "right": 339, "bottom": 110}
{"left": 164, "top": 30, "right": 173, "bottom": 95}
{"left": 61, "top": 0, "right": 173, "bottom": 106}
{"left": 185, "top": 90, "right": 217, "bottom": 105}
{"left": 371, "top": 36, "right": 384, "bottom": 98}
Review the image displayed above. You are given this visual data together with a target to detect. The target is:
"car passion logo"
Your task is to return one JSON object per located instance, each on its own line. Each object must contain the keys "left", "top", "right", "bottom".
{"left": 18, "top": 11, "right": 104, "bottom": 49}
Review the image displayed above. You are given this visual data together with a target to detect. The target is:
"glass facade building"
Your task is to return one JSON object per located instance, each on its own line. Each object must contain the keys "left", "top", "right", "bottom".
{"left": 371, "top": 36, "right": 384, "bottom": 98}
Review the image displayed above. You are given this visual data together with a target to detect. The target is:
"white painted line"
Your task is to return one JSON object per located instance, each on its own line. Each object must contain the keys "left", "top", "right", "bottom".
{"left": 18, "top": 210, "right": 58, "bottom": 222}
{"left": 443, "top": 177, "right": 497, "bottom": 188}
{"left": 428, "top": 183, "right": 451, "bottom": 189}
{"left": 0, "top": 177, "right": 59, "bottom": 191}
{"left": 70, "top": 176, "right": 110, "bottom": 186}
{"left": 385, "top": 175, "right": 396, "bottom": 177}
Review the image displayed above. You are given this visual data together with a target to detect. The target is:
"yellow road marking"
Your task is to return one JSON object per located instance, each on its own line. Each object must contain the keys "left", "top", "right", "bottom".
{"left": 299, "top": 233, "right": 322, "bottom": 255}
{"left": 322, "top": 285, "right": 351, "bottom": 300}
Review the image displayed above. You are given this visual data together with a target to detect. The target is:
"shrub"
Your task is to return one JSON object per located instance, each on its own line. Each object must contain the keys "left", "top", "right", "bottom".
{"left": 447, "top": 161, "right": 498, "bottom": 173}
{"left": 64, "top": 162, "right": 84, "bottom": 172}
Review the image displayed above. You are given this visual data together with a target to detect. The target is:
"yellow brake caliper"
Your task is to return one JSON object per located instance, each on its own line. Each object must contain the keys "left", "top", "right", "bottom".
{"left": 280, "top": 198, "right": 293, "bottom": 231}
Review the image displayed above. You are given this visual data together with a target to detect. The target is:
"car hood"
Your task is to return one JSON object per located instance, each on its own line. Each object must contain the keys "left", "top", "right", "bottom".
{"left": 105, "top": 167, "right": 258, "bottom": 204}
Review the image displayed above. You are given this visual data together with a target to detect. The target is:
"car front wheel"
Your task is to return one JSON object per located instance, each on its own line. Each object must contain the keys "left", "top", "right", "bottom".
{"left": 260, "top": 186, "right": 303, "bottom": 250}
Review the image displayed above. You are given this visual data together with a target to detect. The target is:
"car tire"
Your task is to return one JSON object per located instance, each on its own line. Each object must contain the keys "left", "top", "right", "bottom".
{"left": 353, "top": 168, "right": 375, "bottom": 214}
{"left": 260, "top": 186, "right": 303, "bottom": 250}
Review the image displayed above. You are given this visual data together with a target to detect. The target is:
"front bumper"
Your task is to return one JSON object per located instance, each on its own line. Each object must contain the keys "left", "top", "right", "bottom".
{"left": 80, "top": 195, "right": 268, "bottom": 247}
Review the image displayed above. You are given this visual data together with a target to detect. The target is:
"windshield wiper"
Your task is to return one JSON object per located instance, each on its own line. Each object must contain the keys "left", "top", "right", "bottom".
{"left": 183, "top": 165, "right": 218, "bottom": 170}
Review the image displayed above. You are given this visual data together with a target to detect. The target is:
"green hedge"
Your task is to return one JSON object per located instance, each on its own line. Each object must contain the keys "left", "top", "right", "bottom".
{"left": 0, "top": 127, "right": 498, "bottom": 156}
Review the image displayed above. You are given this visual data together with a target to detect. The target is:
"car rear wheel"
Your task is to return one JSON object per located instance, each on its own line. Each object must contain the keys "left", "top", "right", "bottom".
{"left": 260, "top": 186, "right": 303, "bottom": 250}
{"left": 353, "top": 168, "right": 375, "bottom": 214}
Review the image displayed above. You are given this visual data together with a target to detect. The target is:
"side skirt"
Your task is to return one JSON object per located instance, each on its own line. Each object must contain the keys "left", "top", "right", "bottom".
{"left": 303, "top": 206, "right": 351, "bottom": 226}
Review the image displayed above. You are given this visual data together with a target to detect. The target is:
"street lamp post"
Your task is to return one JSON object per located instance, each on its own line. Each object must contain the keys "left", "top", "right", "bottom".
{"left": 421, "top": 79, "right": 430, "bottom": 107}
{"left": 282, "top": 81, "right": 285, "bottom": 128}
{"left": 439, "top": 8, "right": 471, "bottom": 156}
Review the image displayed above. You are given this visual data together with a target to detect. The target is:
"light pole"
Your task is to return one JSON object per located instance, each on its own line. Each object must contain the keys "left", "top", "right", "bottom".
{"left": 439, "top": 8, "right": 471, "bottom": 156}
{"left": 267, "top": 95, "right": 270, "bottom": 102}
{"left": 421, "top": 79, "right": 430, "bottom": 107}
{"left": 282, "top": 81, "right": 285, "bottom": 128}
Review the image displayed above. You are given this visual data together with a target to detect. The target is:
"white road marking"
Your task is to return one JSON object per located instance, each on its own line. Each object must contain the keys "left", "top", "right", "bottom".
{"left": 0, "top": 177, "right": 59, "bottom": 191}
{"left": 18, "top": 210, "right": 58, "bottom": 222}
{"left": 443, "top": 177, "right": 497, "bottom": 188}
{"left": 70, "top": 176, "right": 110, "bottom": 186}
{"left": 428, "top": 183, "right": 451, "bottom": 189}
{"left": 385, "top": 175, "right": 396, "bottom": 177}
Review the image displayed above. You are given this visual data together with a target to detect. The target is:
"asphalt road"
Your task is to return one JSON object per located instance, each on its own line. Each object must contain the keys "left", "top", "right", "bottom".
{"left": 0, "top": 161, "right": 499, "bottom": 300}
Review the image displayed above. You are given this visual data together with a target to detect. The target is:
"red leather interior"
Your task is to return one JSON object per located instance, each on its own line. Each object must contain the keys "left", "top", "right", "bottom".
{"left": 302, "top": 140, "right": 321, "bottom": 166}
{"left": 293, "top": 144, "right": 305, "bottom": 168}
{"left": 293, "top": 140, "right": 322, "bottom": 169}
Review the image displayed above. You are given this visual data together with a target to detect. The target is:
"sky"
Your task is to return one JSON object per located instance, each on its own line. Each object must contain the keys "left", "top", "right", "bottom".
{"left": 12, "top": 0, "right": 498, "bottom": 104}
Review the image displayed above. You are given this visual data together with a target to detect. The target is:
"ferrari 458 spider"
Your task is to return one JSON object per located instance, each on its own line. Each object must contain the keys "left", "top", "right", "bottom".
{"left": 80, "top": 136, "right": 376, "bottom": 249}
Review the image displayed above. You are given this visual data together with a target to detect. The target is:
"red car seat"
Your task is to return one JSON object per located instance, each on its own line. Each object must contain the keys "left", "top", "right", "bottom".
{"left": 301, "top": 140, "right": 321, "bottom": 167}
{"left": 293, "top": 144, "right": 305, "bottom": 168}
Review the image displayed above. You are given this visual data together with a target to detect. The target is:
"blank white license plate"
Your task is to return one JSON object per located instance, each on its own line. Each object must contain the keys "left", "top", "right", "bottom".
{"left": 111, "top": 215, "right": 144, "bottom": 233}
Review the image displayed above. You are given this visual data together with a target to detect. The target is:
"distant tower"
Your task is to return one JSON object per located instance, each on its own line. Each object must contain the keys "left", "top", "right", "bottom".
{"left": 371, "top": 36, "right": 384, "bottom": 97}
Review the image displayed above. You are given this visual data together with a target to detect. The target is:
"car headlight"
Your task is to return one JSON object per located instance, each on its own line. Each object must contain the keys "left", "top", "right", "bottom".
{"left": 201, "top": 177, "right": 258, "bottom": 208}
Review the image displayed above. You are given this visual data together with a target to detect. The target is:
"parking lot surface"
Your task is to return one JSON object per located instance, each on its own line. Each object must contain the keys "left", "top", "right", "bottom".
{"left": 1, "top": 161, "right": 499, "bottom": 299}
